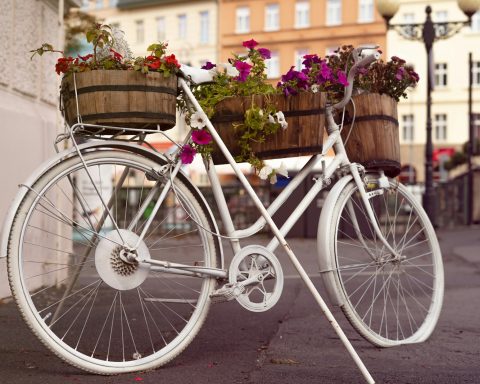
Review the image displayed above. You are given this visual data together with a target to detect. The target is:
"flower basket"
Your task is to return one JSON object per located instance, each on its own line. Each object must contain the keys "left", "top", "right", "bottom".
{"left": 61, "top": 70, "right": 177, "bottom": 133}
{"left": 210, "top": 92, "right": 326, "bottom": 164}
{"left": 341, "top": 93, "right": 401, "bottom": 177}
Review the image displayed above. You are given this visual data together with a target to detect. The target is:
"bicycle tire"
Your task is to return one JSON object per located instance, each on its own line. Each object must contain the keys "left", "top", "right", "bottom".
{"left": 318, "top": 174, "right": 444, "bottom": 347}
{"left": 8, "top": 150, "right": 217, "bottom": 374}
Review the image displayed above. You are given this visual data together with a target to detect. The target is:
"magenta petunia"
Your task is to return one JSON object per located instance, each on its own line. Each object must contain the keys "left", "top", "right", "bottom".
{"left": 180, "top": 145, "right": 196, "bottom": 164}
{"left": 257, "top": 48, "right": 271, "bottom": 59}
{"left": 201, "top": 61, "right": 216, "bottom": 70}
{"left": 337, "top": 70, "right": 349, "bottom": 86}
{"left": 234, "top": 60, "right": 253, "bottom": 82}
{"left": 242, "top": 39, "right": 259, "bottom": 50}
{"left": 192, "top": 129, "right": 212, "bottom": 145}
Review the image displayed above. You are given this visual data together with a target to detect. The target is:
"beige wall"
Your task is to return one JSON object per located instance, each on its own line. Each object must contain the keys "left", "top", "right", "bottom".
{"left": 0, "top": 0, "right": 70, "bottom": 299}
{"left": 219, "top": 0, "right": 387, "bottom": 78}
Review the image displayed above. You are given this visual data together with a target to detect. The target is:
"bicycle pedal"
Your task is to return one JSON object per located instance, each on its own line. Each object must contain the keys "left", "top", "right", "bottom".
{"left": 209, "top": 283, "right": 245, "bottom": 304}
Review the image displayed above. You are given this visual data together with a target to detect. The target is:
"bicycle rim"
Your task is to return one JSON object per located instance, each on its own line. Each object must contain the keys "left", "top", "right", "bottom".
{"left": 329, "top": 176, "right": 444, "bottom": 347}
{"left": 8, "top": 151, "right": 217, "bottom": 374}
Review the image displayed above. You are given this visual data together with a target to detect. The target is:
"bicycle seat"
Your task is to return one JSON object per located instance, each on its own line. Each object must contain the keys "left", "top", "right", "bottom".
{"left": 180, "top": 64, "right": 215, "bottom": 84}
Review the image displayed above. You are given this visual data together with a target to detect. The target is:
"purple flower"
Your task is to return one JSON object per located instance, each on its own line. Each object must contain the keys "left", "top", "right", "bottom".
{"left": 302, "top": 54, "right": 321, "bottom": 69}
{"left": 234, "top": 60, "right": 252, "bottom": 82}
{"left": 180, "top": 145, "right": 196, "bottom": 164}
{"left": 192, "top": 129, "right": 212, "bottom": 145}
{"left": 395, "top": 67, "right": 405, "bottom": 81}
{"left": 201, "top": 61, "right": 216, "bottom": 70}
{"left": 337, "top": 70, "right": 349, "bottom": 86}
{"left": 410, "top": 71, "right": 420, "bottom": 82}
{"left": 319, "top": 61, "right": 332, "bottom": 82}
{"left": 357, "top": 67, "right": 368, "bottom": 75}
{"left": 257, "top": 48, "right": 271, "bottom": 59}
{"left": 242, "top": 39, "right": 259, "bottom": 50}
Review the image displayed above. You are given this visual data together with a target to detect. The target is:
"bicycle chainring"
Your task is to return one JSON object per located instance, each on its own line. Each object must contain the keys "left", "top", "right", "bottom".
{"left": 228, "top": 245, "right": 283, "bottom": 312}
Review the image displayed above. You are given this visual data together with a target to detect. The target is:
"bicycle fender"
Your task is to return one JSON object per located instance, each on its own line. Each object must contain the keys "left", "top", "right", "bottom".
{"left": 1, "top": 141, "right": 224, "bottom": 269}
{"left": 317, "top": 174, "right": 353, "bottom": 306}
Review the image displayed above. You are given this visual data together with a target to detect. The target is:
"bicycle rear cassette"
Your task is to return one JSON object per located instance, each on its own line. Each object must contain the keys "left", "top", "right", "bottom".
{"left": 228, "top": 245, "right": 284, "bottom": 312}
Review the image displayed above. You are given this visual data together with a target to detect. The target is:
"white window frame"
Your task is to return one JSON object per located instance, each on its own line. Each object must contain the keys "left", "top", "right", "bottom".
{"left": 295, "top": 49, "right": 308, "bottom": 70}
{"left": 156, "top": 16, "right": 166, "bottom": 41}
{"left": 265, "top": 3, "right": 280, "bottom": 31}
{"left": 472, "top": 11, "right": 480, "bottom": 32}
{"left": 200, "top": 11, "right": 210, "bottom": 44}
{"left": 473, "top": 61, "right": 480, "bottom": 86}
{"left": 326, "top": 0, "right": 342, "bottom": 26}
{"left": 295, "top": 1, "right": 310, "bottom": 29}
{"left": 135, "top": 20, "right": 144, "bottom": 44}
{"left": 178, "top": 14, "right": 187, "bottom": 39}
{"left": 434, "top": 63, "right": 448, "bottom": 88}
{"left": 402, "top": 12, "right": 415, "bottom": 24}
{"left": 236, "top": 7, "right": 250, "bottom": 34}
{"left": 434, "top": 114, "right": 448, "bottom": 141}
{"left": 266, "top": 52, "right": 280, "bottom": 79}
{"left": 358, "top": 0, "right": 374, "bottom": 23}
{"left": 402, "top": 114, "right": 415, "bottom": 142}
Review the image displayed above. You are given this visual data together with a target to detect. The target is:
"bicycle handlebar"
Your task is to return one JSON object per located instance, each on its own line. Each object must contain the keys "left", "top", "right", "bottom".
{"left": 332, "top": 45, "right": 380, "bottom": 111}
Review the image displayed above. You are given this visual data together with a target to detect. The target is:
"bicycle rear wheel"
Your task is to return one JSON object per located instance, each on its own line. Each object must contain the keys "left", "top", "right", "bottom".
{"left": 319, "top": 175, "right": 444, "bottom": 347}
{"left": 7, "top": 150, "right": 217, "bottom": 374}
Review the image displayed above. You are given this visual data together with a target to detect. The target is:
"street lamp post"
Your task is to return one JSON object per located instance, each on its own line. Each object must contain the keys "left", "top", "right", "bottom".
{"left": 376, "top": 0, "right": 480, "bottom": 224}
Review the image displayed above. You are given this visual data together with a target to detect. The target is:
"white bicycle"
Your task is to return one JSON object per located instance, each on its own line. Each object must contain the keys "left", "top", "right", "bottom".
{"left": 2, "top": 46, "right": 443, "bottom": 383}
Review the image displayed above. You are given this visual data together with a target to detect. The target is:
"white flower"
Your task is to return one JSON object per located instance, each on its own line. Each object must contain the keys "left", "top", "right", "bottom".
{"left": 276, "top": 162, "right": 289, "bottom": 178}
{"left": 311, "top": 84, "right": 320, "bottom": 93}
{"left": 258, "top": 165, "right": 273, "bottom": 180}
{"left": 268, "top": 114, "right": 275, "bottom": 124}
{"left": 259, "top": 109, "right": 264, "bottom": 117}
{"left": 269, "top": 174, "right": 278, "bottom": 184}
{"left": 190, "top": 111, "right": 207, "bottom": 129}
{"left": 275, "top": 111, "right": 288, "bottom": 130}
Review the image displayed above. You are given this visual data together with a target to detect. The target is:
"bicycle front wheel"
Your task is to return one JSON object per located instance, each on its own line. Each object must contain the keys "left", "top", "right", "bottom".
{"left": 320, "top": 175, "right": 444, "bottom": 347}
{"left": 7, "top": 150, "right": 217, "bottom": 374}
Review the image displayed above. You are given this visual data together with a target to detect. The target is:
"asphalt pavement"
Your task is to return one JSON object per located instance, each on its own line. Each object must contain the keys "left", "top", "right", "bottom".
{"left": 0, "top": 226, "right": 479, "bottom": 384}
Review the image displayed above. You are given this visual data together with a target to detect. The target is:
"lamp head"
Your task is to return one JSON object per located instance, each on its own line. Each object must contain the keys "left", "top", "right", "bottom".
{"left": 458, "top": 0, "right": 480, "bottom": 21}
{"left": 376, "top": 0, "right": 400, "bottom": 26}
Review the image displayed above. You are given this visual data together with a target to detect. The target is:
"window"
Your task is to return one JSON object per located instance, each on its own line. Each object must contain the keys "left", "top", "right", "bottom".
{"left": 200, "top": 11, "right": 209, "bottom": 44}
{"left": 403, "top": 12, "right": 415, "bottom": 23}
{"left": 473, "top": 61, "right": 480, "bottom": 86}
{"left": 95, "top": 0, "right": 103, "bottom": 9}
{"left": 472, "top": 11, "right": 480, "bottom": 32}
{"left": 402, "top": 114, "right": 415, "bottom": 142}
{"left": 434, "top": 63, "right": 448, "bottom": 87}
{"left": 435, "top": 11, "right": 448, "bottom": 35}
{"left": 156, "top": 17, "right": 166, "bottom": 41}
{"left": 326, "top": 0, "right": 342, "bottom": 26}
{"left": 295, "top": 1, "right": 310, "bottom": 28}
{"left": 266, "top": 52, "right": 280, "bottom": 79}
{"left": 265, "top": 4, "right": 280, "bottom": 31}
{"left": 81, "top": 0, "right": 89, "bottom": 9}
{"left": 135, "top": 20, "right": 144, "bottom": 44}
{"left": 434, "top": 114, "right": 447, "bottom": 141}
{"left": 473, "top": 114, "right": 480, "bottom": 149}
{"left": 236, "top": 7, "right": 250, "bottom": 33}
{"left": 178, "top": 14, "right": 187, "bottom": 39}
{"left": 295, "top": 49, "right": 308, "bottom": 70}
{"left": 358, "top": 0, "right": 373, "bottom": 23}
{"left": 109, "top": 0, "right": 117, "bottom": 6}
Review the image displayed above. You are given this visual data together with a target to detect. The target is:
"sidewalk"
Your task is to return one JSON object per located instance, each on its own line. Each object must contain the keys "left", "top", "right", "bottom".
{"left": 436, "top": 225, "right": 480, "bottom": 266}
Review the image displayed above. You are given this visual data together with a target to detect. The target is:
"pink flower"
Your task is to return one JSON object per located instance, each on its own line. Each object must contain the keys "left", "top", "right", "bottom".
{"left": 109, "top": 48, "right": 123, "bottom": 61}
{"left": 180, "top": 145, "right": 196, "bottom": 164}
{"left": 234, "top": 60, "right": 252, "bottom": 82}
{"left": 192, "top": 129, "right": 212, "bottom": 145}
{"left": 257, "top": 48, "right": 271, "bottom": 59}
{"left": 337, "top": 70, "right": 349, "bottom": 86}
{"left": 242, "top": 39, "right": 258, "bottom": 50}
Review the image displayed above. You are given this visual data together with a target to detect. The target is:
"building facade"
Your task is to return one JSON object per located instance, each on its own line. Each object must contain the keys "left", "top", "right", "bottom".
{"left": 219, "top": 0, "right": 387, "bottom": 80}
{"left": 0, "top": 0, "right": 78, "bottom": 298}
{"left": 388, "top": 0, "right": 480, "bottom": 182}
{"left": 83, "top": 0, "right": 218, "bottom": 68}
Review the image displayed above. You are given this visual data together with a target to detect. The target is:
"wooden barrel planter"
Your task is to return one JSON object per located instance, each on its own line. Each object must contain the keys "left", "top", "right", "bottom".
{"left": 61, "top": 70, "right": 177, "bottom": 134}
{"left": 210, "top": 92, "right": 326, "bottom": 164}
{"left": 341, "top": 93, "right": 401, "bottom": 177}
